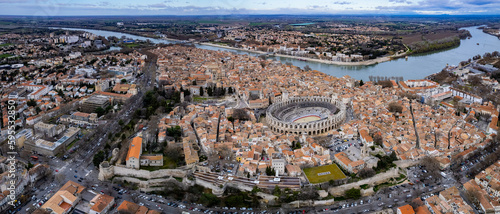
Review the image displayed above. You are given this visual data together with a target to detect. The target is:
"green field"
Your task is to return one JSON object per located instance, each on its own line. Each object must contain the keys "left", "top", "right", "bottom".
{"left": 303, "top": 164, "right": 347, "bottom": 184}
{"left": 0, "top": 53, "right": 12, "bottom": 58}
{"left": 249, "top": 22, "right": 276, "bottom": 26}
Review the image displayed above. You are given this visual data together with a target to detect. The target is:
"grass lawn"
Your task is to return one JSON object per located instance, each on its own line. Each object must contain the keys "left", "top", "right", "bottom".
{"left": 66, "top": 139, "right": 78, "bottom": 150}
{"left": 141, "top": 156, "right": 177, "bottom": 171}
{"left": 303, "top": 164, "right": 347, "bottom": 184}
{"left": 193, "top": 96, "right": 210, "bottom": 102}
{"left": 0, "top": 53, "right": 12, "bottom": 59}
{"left": 0, "top": 43, "right": 12, "bottom": 47}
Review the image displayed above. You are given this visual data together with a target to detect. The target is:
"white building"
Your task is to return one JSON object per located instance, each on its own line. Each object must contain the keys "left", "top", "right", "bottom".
{"left": 271, "top": 159, "right": 286, "bottom": 176}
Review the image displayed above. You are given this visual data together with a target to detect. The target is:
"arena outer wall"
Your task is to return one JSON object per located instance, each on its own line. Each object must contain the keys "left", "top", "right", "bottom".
{"left": 266, "top": 95, "right": 346, "bottom": 135}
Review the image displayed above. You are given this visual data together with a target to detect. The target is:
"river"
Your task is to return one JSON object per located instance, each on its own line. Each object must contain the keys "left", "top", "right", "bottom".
{"left": 52, "top": 26, "right": 500, "bottom": 81}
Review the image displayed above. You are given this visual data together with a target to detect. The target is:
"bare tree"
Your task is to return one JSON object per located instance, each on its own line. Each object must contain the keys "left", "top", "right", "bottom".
{"left": 421, "top": 156, "right": 441, "bottom": 181}
{"left": 464, "top": 187, "right": 481, "bottom": 208}
{"left": 388, "top": 102, "right": 403, "bottom": 113}
{"left": 55, "top": 173, "right": 66, "bottom": 184}
{"left": 357, "top": 168, "right": 376, "bottom": 178}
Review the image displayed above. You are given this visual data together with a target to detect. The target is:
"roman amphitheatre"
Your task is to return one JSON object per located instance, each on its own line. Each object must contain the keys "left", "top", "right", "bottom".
{"left": 266, "top": 96, "right": 346, "bottom": 135}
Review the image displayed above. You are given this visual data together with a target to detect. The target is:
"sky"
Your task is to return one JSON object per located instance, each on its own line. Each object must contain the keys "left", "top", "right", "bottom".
{"left": 1, "top": 0, "right": 500, "bottom": 16}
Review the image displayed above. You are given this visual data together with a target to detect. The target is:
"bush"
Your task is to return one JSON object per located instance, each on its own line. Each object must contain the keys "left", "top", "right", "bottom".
{"left": 345, "top": 188, "right": 361, "bottom": 199}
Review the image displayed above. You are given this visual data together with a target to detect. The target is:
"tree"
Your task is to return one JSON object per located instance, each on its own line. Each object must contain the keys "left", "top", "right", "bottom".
{"left": 166, "top": 125, "right": 182, "bottom": 141}
{"left": 357, "top": 167, "right": 376, "bottom": 178}
{"left": 345, "top": 188, "right": 361, "bottom": 199}
{"left": 468, "top": 75, "right": 482, "bottom": 86}
{"left": 200, "top": 87, "right": 204, "bottom": 96}
{"left": 57, "top": 89, "right": 65, "bottom": 98}
{"left": 121, "top": 79, "right": 127, "bottom": 83}
{"left": 409, "top": 198, "right": 424, "bottom": 210}
{"left": 233, "top": 109, "right": 249, "bottom": 121}
{"left": 55, "top": 173, "right": 66, "bottom": 184}
{"left": 421, "top": 156, "right": 441, "bottom": 179}
{"left": 388, "top": 102, "right": 403, "bottom": 113}
{"left": 26, "top": 161, "right": 34, "bottom": 170}
{"left": 376, "top": 80, "right": 393, "bottom": 88}
{"left": 207, "top": 87, "right": 213, "bottom": 96}
{"left": 164, "top": 145, "right": 182, "bottom": 166}
{"left": 27, "top": 99, "right": 37, "bottom": 107}
{"left": 303, "top": 65, "right": 312, "bottom": 71}
{"left": 95, "top": 107, "right": 106, "bottom": 117}
{"left": 273, "top": 185, "right": 281, "bottom": 196}
{"left": 373, "top": 133, "right": 383, "bottom": 146}
{"left": 93, "top": 150, "right": 106, "bottom": 166}
{"left": 266, "top": 166, "right": 276, "bottom": 176}
{"left": 359, "top": 79, "right": 364, "bottom": 86}
{"left": 465, "top": 187, "right": 482, "bottom": 208}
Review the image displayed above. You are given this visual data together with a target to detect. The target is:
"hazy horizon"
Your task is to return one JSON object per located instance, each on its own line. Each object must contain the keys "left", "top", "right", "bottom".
{"left": 1, "top": 0, "right": 500, "bottom": 16}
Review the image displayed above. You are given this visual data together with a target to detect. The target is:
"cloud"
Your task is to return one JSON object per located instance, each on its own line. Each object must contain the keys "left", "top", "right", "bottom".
{"left": 0, "top": 0, "right": 27, "bottom": 3}
{"left": 148, "top": 3, "right": 168, "bottom": 8}
{"left": 388, "top": 0, "right": 411, "bottom": 4}
{"left": 56, "top": 3, "right": 96, "bottom": 7}
{"left": 2, "top": 0, "right": 500, "bottom": 15}
{"left": 374, "top": 0, "right": 500, "bottom": 14}
{"left": 333, "top": 1, "right": 351, "bottom": 5}
{"left": 461, "top": 0, "right": 497, "bottom": 5}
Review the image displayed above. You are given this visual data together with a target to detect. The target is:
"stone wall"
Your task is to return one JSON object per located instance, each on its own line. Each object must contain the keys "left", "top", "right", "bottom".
{"left": 328, "top": 168, "right": 400, "bottom": 196}
{"left": 99, "top": 164, "right": 187, "bottom": 181}
{"left": 394, "top": 159, "right": 421, "bottom": 169}
{"left": 194, "top": 178, "right": 226, "bottom": 196}
{"left": 284, "top": 199, "right": 336, "bottom": 208}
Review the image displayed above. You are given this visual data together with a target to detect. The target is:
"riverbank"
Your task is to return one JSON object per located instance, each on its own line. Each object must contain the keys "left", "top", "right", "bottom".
{"left": 49, "top": 26, "right": 183, "bottom": 43}
{"left": 200, "top": 42, "right": 407, "bottom": 66}
{"left": 47, "top": 26, "right": 500, "bottom": 81}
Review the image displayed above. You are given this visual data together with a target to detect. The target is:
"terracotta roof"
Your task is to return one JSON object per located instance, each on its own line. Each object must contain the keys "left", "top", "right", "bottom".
{"left": 117, "top": 200, "right": 140, "bottom": 214}
{"left": 126, "top": 137, "right": 142, "bottom": 161}
{"left": 398, "top": 204, "right": 415, "bottom": 214}
{"left": 90, "top": 194, "right": 114, "bottom": 213}
{"left": 41, "top": 181, "right": 85, "bottom": 214}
